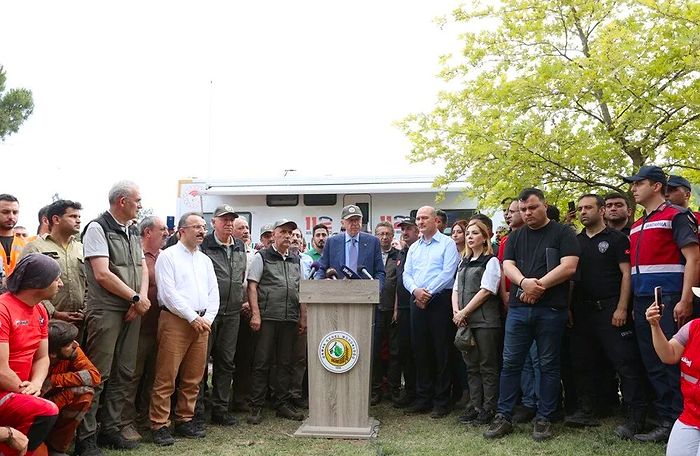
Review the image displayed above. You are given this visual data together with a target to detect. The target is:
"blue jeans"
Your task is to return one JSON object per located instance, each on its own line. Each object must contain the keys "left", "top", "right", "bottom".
{"left": 497, "top": 306, "right": 568, "bottom": 421}
{"left": 520, "top": 341, "right": 540, "bottom": 409}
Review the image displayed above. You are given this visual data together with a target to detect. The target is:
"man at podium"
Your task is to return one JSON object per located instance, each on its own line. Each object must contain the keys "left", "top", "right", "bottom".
{"left": 314, "top": 205, "right": 385, "bottom": 288}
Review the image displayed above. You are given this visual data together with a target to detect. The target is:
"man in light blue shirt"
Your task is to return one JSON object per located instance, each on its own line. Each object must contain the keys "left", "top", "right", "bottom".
{"left": 402, "top": 206, "right": 460, "bottom": 418}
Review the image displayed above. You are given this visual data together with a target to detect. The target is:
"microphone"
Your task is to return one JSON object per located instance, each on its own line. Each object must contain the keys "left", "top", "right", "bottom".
{"left": 341, "top": 266, "right": 361, "bottom": 279}
{"left": 358, "top": 265, "right": 374, "bottom": 280}
{"left": 309, "top": 261, "right": 321, "bottom": 280}
{"left": 326, "top": 268, "right": 339, "bottom": 280}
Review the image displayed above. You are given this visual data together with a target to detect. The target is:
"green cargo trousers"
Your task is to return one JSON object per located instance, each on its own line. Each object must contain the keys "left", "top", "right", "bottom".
{"left": 77, "top": 308, "right": 141, "bottom": 439}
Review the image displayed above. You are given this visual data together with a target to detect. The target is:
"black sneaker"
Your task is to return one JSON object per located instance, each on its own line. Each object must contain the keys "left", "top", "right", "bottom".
{"left": 247, "top": 407, "right": 263, "bottom": 425}
{"left": 174, "top": 420, "right": 205, "bottom": 439}
{"left": 277, "top": 403, "right": 304, "bottom": 421}
{"left": 291, "top": 396, "right": 309, "bottom": 409}
{"left": 430, "top": 405, "right": 451, "bottom": 419}
{"left": 97, "top": 431, "right": 140, "bottom": 450}
{"left": 634, "top": 422, "right": 672, "bottom": 443}
{"left": 151, "top": 427, "right": 175, "bottom": 446}
{"left": 75, "top": 435, "right": 105, "bottom": 456}
{"left": 564, "top": 410, "right": 600, "bottom": 428}
{"left": 393, "top": 392, "right": 415, "bottom": 409}
{"left": 370, "top": 391, "right": 382, "bottom": 406}
{"left": 211, "top": 412, "right": 238, "bottom": 426}
{"left": 483, "top": 413, "right": 513, "bottom": 439}
{"left": 404, "top": 401, "right": 431, "bottom": 415}
{"left": 475, "top": 409, "right": 495, "bottom": 425}
{"left": 458, "top": 407, "right": 480, "bottom": 424}
{"left": 532, "top": 418, "right": 553, "bottom": 442}
{"left": 512, "top": 405, "right": 536, "bottom": 424}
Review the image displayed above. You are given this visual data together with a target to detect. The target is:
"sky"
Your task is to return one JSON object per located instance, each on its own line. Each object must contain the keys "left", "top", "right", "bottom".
{"left": 0, "top": 0, "right": 467, "bottom": 229}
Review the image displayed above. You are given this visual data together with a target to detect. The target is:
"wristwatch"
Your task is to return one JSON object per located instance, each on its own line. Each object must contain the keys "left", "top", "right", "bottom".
{"left": 131, "top": 294, "right": 140, "bottom": 303}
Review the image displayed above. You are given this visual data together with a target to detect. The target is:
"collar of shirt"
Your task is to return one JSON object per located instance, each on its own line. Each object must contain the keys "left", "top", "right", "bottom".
{"left": 345, "top": 233, "right": 360, "bottom": 244}
{"left": 213, "top": 233, "right": 233, "bottom": 247}
{"left": 418, "top": 230, "right": 444, "bottom": 246}
{"left": 176, "top": 240, "right": 198, "bottom": 256}
{"left": 44, "top": 233, "right": 77, "bottom": 247}
{"left": 271, "top": 244, "right": 288, "bottom": 260}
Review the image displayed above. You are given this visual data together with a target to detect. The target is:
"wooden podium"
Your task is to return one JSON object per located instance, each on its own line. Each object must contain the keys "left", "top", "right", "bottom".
{"left": 294, "top": 279, "right": 380, "bottom": 439}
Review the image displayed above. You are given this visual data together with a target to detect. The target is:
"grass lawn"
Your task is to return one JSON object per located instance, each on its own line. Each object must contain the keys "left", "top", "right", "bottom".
{"left": 108, "top": 402, "right": 667, "bottom": 456}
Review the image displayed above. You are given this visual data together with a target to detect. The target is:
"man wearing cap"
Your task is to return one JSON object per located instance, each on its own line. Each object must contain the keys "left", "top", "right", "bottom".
{"left": 258, "top": 224, "right": 273, "bottom": 250}
{"left": 149, "top": 212, "right": 219, "bottom": 446}
{"left": 623, "top": 165, "right": 700, "bottom": 442}
{"left": 314, "top": 205, "right": 385, "bottom": 287}
{"left": 246, "top": 219, "right": 306, "bottom": 424}
{"left": 0, "top": 254, "right": 61, "bottom": 456}
{"left": 193, "top": 205, "right": 247, "bottom": 427}
{"left": 392, "top": 217, "right": 420, "bottom": 407}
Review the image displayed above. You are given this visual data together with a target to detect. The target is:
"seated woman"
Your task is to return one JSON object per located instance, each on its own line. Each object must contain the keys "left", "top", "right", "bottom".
{"left": 646, "top": 287, "right": 700, "bottom": 456}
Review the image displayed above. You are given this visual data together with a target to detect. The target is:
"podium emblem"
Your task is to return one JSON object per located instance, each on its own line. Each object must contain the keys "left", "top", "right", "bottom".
{"left": 319, "top": 331, "right": 359, "bottom": 373}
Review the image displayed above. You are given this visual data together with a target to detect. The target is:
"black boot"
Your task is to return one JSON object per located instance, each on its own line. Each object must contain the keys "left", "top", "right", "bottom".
{"left": 634, "top": 420, "right": 672, "bottom": 443}
{"left": 615, "top": 407, "right": 646, "bottom": 440}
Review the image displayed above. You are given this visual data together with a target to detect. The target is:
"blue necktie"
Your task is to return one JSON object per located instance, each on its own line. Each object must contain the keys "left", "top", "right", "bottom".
{"left": 348, "top": 238, "right": 358, "bottom": 273}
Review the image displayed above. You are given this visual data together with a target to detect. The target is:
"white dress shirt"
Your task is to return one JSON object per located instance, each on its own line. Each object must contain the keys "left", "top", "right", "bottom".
{"left": 155, "top": 241, "right": 220, "bottom": 324}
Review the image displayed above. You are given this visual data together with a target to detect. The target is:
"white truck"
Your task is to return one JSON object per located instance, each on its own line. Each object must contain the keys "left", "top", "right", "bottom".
{"left": 175, "top": 175, "right": 477, "bottom": 241}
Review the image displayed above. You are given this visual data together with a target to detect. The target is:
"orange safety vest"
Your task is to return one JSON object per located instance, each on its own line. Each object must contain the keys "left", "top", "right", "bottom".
{"left": 1, "top": 233, "right": 28, "bottom": 277}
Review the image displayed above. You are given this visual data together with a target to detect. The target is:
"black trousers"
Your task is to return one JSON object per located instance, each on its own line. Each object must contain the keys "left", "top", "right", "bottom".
{"left": 410, "top": 290, "right": 454, "bottom": 409}
{"left": 250, "top": 321, "right": 297, "bottom": 408}
{"left": 396, "top": 307, "right": 416, "bottom": 395}
{"left": 372, "top": 309, "right": 400, "bottom": 394}
{"left": 570, "top": 298, "right": 647, "bottom": 412}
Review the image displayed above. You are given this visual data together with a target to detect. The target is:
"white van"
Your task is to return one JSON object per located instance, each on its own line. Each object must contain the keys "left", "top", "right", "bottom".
{"left": 175, "top": 175, "right": 477, "bottom": 241}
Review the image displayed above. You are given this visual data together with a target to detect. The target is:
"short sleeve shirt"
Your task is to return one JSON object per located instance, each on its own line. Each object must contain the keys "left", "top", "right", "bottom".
{"left": 0, "top": 293, "right": 49, "bottom": 381}
{"left": 504, "top": 221, "right": 580, "bottom": 308}
{"left": 575, "top": 227, "right": 630, "bottom": 300}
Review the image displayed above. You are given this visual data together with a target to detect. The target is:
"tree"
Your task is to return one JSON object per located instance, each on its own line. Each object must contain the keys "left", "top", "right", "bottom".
{"left": 0, "top": 66, "right": 34, "bottom": 141}
{"left": 398, "top": 0, "right": 700, "bottom": 208}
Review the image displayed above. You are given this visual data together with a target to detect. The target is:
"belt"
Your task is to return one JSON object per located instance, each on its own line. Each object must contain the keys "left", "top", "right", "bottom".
{"left": 581, "top": 296, "right": 619, "bottom": 311}
{"left": 162, "top": 307, "right": 206, "bottom": 317}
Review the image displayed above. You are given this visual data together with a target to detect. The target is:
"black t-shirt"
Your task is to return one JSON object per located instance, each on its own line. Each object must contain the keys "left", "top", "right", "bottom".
{"left": 504, "top": 221, "right": 580, "bottom": 309}
{"left": 575, "top": 227, "right": 629, "bottom": 301}
{"left": 0, "top": 236, "right": 13, "bottom": 264}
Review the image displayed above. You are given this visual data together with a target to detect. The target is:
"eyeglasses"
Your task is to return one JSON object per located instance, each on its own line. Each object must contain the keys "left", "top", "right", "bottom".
{"left": 182, "top": 224, "right": 207, "bottom": 231}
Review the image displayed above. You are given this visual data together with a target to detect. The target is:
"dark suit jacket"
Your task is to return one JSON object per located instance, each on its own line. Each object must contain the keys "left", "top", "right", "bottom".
{"left": 314, "top": 231, "right": 385, "bottom": 289}
{"left": 379, "top": 247, "right": 399, "bottom": 311}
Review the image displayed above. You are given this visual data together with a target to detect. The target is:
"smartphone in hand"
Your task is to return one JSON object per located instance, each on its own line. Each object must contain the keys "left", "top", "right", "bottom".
{"left": 655, "top": 286, "right": 663, "bottom": 316}
{"left": 568, "top": 201, "right": 576, "bottom": 213}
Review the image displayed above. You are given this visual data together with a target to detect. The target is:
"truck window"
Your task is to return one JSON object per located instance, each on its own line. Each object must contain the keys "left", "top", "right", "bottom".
{"left": 303, "top": 194, "right": 337, "bottom": 206}
{"left": 266, "top": 195, "right": 299, "bottom": 207}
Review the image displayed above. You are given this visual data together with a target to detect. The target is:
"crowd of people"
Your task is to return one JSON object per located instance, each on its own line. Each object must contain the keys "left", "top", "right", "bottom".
{"left": 0, "top": 164, "right": 698, "bottom": 456}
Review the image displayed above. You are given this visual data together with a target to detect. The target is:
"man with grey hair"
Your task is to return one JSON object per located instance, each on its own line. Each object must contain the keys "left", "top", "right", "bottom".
{"left": 120, "top": 215, "right": 169, "bottom": 440}
{"left": 76, "top": 181, "right": 151, "bottom": 456}
{"left": 194, "top": 205, "right": 247, "bottom": 427}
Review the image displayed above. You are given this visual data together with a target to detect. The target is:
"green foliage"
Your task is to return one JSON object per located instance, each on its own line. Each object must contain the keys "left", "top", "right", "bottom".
{"left": 0, "top": 66, "right": 34, "bottom": 141}
{"left": 398, "top": 0, "right": 700, "bottom": 208}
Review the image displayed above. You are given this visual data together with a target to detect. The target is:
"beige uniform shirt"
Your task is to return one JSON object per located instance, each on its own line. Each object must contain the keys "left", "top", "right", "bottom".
{"left": 21, "top": 234, "right": 87, "bottom": 314}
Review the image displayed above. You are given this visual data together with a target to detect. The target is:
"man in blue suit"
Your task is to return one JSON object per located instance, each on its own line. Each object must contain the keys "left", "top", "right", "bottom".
{"left": 314, "top": 205, "right": 385, "bottom": 289}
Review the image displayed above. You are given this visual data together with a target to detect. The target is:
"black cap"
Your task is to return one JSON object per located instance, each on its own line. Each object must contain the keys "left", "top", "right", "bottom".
{"left": 667, "top": 175, "right": 692, "bottom": 191}
{"left": 398, "top": 217, "right": 417, "bottom": 228}
{"left": 622, "top": 165, "right": 667, "bottom": 185}
{"left": 213, "top": 205, "right": 238, "bottom": 218}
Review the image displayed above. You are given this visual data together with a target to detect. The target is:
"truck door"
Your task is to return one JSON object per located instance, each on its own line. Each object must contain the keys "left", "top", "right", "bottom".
{"left": 343, "top": 194, "right": 371, "bottom": 233}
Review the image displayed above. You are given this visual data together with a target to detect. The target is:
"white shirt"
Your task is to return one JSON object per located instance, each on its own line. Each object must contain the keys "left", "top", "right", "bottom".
{"left": 155, "top": 241, "right": 220, "bottom": 324}
{"left": 452, "top": 256, "right": 501, "bottom": 294}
